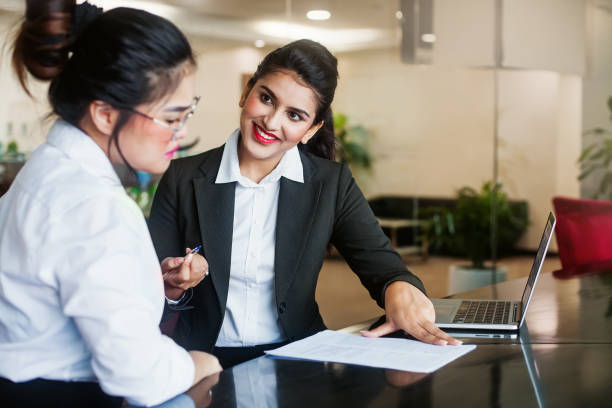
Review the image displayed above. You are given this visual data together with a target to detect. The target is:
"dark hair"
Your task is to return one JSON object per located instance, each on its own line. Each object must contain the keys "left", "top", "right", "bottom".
{"left": 246, "top": 39, "right": 338, "bottom": 160}
{"left": 11, "top": 0, "right": 196, "bottom": 168}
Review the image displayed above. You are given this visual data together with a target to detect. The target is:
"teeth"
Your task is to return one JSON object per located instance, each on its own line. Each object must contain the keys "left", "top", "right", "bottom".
{"left": 256, "top": 125, "right": 276, "bottom": 140}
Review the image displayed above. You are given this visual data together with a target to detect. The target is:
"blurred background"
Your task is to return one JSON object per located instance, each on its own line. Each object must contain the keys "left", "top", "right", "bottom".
{"left": 0, "top": 0, "right": 610, "bottom": 328}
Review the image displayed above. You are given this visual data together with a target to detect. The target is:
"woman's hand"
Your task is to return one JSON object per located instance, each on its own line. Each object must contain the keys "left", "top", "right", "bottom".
{"left": 161, "top": 248, "right": 209, "bottom": 300}
{"left": 188, "top": 350, "right": 222, "bottom": 386}
{"left": 361, "top": 281, "right": 462, "bottom": 346}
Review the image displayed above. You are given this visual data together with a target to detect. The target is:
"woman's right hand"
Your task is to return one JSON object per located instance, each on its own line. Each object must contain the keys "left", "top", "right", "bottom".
{"left": 188, "top": 351, "right": 222, "bottom": 385}
{"left": 161, "top": 249, "right": 209, "bottom": 301}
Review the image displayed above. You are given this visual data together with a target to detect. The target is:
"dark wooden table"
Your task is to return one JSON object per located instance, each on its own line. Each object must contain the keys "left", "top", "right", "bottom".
{"left": 201, "top": 270, "right": 612, "bottom": 407}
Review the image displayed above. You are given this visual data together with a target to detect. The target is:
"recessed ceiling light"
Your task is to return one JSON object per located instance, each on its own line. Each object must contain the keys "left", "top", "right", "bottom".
{"left": 421, "top": 33, "right": 436, "bottom": 43}
{"left": 395, "top": 10, "right": 403, "bottom": 20}
{"left": 254, "top": 39, "right": 266, "bottom": 48}
{"left": 307, "top": 10, "right": 331, "bottom": 21}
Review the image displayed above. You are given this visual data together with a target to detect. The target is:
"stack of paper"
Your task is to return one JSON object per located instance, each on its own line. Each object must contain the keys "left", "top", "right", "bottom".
{"left": 265, "top": 330, "right": 476, "bottom": 373}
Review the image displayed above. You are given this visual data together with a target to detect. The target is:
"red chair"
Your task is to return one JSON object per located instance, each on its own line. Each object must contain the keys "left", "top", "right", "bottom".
{"left": 552, "top": 196, "right": 612, "bottom": 270}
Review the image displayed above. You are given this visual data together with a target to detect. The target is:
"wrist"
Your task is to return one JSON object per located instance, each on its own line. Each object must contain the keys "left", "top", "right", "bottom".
{"left": 165, "top": 285, "right": 185, "bottom": 301}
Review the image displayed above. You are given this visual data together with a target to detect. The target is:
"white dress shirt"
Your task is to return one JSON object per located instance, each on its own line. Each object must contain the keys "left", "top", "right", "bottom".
{"left": 0, "top": 120, "right": 194, "bottom": 406}
{"left": 214, "top": 129, "right": 303, "bottom": 347}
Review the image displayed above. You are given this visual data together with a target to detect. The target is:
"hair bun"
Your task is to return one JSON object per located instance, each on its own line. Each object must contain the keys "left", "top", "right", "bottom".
{"left": 71, "top": 2, "right": 103, "bottom": 37}
{"left": 12, "top": 0, "right": 77, "bottom": 94}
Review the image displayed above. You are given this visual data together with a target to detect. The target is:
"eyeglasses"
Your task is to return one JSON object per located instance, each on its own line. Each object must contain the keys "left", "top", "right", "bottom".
{"left": 129, "top": 96, "right": 200, "bottom": 141}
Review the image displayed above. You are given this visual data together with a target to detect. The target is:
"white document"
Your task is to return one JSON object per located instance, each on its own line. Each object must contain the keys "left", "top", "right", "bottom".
{"left": 265, "top": 330, "right": 476, "bottom": 373}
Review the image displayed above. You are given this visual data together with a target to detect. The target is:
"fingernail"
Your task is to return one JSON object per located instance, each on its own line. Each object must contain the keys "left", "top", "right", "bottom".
{"left": 439, "top": 340, "right": 448, "bottom": 346}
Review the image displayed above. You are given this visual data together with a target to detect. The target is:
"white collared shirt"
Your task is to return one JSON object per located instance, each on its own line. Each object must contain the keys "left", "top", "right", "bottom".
{"left": 214, "top": 129, "right": 303, "bottom": 347}
{"left": 0, "top": 120, "right": 194, "bottom": 406}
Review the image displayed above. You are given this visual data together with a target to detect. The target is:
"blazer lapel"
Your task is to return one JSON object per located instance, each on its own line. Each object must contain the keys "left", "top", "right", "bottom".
{"left": 275, "top": 153, "right": 322, "bottom": 301}
{"left": 193, "top": 149, "right": 236, "bottom": 312}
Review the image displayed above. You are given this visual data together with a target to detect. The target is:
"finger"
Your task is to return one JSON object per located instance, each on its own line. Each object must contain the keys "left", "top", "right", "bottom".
{"left": 413, "top": 329, "right": 447, "bottom": 346}
{"left": 179, "top": 258, "right": 191, "bottom": 281}
{"left": 422, "top": 321, "right": 462, "bottom": 345}
{"left": 185, "top": 247, "right": 192, "bottom": 255}
{"left": 360, "top": 321, "right": 398, "bottom": 338}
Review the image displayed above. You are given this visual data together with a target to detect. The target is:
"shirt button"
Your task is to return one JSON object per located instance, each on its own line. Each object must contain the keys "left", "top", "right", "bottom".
{"left": 278, "top": 302, "right": 287, "bottom": 314}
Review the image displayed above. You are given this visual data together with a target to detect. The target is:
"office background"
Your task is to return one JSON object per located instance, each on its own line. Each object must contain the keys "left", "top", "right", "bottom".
{"left": 0, "top": 0, "right": 610, "bottom": 326}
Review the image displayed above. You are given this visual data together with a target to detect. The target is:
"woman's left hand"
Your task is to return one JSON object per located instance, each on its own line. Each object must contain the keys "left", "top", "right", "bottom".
{"left": 361, "top": 281, "right": 462, "bottom": 346}
{"left": 161, "top": 248, "right": 209, "bottom": 300}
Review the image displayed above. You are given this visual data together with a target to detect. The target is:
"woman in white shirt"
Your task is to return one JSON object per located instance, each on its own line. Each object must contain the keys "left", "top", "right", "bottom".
{"left": 0, "top": 1, "right": 220, "bottom": 406}
{"left": 148, "top": 39, "right": 461, "bottom": 369}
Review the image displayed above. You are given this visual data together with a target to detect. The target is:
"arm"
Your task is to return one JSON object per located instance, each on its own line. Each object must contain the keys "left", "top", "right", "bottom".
{"left": 330, "top": 165, "right": 459, "bottom": 346}
{"left": 53, "top": 195, "right": 218, "bottom": 406}
{"left": 330, "top": 164, "right": 425, "bottom": 305}
{"left": 149, "top": 162, "right": 203, "bottom": 302}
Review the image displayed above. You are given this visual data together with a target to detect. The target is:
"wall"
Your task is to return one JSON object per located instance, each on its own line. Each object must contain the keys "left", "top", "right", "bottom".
{"left": 581, "top": 0, "right": 612, "bottom": 198}
{"left": 188, "top": 39, "right": 264, "bottom": 152}
{"left": 334, "top": 47, "right": 581, "bottom": 250}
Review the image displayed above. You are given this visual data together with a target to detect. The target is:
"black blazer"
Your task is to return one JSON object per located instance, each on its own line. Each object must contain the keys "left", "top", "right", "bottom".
{"left": 148, "top": 145, "right": 425, "bottom": 352}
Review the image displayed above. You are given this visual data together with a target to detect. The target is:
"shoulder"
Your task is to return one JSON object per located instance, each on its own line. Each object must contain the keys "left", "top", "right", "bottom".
{"left": 165, "top": 145, "right": 225, "bottom": 181}
{"left": 299, "top": 150, "right": 351, "bottom": 185}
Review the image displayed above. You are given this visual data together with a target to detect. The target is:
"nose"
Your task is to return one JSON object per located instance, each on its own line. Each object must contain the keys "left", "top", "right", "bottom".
{"left": 263, "top": 108, "right": 282, "bottom": 131}
{"left": 174, "top": 124, "right": 188, "bottom": 141}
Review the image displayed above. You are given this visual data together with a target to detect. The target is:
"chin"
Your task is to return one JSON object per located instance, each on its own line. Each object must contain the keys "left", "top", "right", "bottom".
{"left": 141, "top": 161, "right": 170, "bottom": 175}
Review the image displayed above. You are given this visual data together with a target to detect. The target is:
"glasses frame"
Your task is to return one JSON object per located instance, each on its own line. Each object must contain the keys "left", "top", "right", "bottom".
{"left": 129, "top": 96, "right": 200, "bottom": 141}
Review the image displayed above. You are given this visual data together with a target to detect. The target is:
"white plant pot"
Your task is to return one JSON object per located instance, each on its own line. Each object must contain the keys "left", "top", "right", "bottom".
{"left": 449, "top": 264, "right": 508, "bottom": 295}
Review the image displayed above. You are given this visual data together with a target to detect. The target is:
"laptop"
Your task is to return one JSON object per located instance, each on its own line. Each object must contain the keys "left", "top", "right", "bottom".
{"left": 432, "top": 212, "right": 556, "bottom": 331}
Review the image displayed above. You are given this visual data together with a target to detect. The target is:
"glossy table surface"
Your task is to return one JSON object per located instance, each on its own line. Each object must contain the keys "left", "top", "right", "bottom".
{"left": 201, "top": 270, "right": 612, "bottom": 408}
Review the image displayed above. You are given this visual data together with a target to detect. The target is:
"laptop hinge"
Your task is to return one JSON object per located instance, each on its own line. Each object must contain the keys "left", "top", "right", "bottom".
{"left": 512, "top": 303, "right": 519, "bottom": 323}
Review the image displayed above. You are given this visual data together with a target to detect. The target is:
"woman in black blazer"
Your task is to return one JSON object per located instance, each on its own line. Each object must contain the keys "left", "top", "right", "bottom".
{"left": 149, "top": 39, "right": 460, "bottom": 368}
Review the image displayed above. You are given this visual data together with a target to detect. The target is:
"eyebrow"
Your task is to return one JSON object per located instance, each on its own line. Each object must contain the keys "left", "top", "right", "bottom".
{"left": 163, "top": 105, "right": 191, "bottom": 113}
{"left": 260, "top": 85, "right": 311, "bottom": 119}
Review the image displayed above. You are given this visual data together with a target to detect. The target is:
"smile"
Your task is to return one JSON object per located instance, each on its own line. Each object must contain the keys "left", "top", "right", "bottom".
{"left": 253, "top": 123, "right": 280, "bottom": 144}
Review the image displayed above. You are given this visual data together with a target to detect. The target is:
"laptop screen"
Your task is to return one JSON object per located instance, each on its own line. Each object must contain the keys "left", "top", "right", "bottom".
{"left": 519, "top": 212, "right": 556, "bottom": 325}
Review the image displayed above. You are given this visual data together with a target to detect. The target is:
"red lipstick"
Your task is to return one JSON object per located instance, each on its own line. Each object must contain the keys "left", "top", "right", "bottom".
{"left": 253, "top": 123, "right": 280, "bottom": 144}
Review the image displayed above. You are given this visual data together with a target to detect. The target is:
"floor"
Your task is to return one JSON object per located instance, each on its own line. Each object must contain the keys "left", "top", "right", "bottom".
{"left": 315, "top": 254, "right": 562, "bottom": 330}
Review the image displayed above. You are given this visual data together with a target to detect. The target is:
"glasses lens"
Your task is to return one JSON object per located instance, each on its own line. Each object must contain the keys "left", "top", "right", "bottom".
{"left": 170, "top": 97, "right": 200, "bottom": 141}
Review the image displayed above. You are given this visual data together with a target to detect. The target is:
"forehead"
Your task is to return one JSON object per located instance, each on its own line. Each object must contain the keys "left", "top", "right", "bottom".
{"left": 255, "top": 70, "right": 319, "bottom": 113}
{"left": 146, "top": 67, "right": 197, "bottom": 113}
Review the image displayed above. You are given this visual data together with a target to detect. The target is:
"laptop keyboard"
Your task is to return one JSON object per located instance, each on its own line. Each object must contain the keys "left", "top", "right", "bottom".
{"left": 452, "top": 301, "right": 512, "bottom": 324}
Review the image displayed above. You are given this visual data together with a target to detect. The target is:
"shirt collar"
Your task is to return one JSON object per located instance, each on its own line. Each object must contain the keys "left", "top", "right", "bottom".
{"left": 46, "top": 119, "right": 121, "bottom": 186}
{"left": 215, "top": 128, "right": 304, "bottom": 186}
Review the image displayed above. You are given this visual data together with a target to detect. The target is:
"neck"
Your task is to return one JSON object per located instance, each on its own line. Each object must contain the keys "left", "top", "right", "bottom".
{"left": 237, "top": 140, "right": 283, "bottom": 184}
{"left": 78, "top": 116, "right": 116, "bottom": 163}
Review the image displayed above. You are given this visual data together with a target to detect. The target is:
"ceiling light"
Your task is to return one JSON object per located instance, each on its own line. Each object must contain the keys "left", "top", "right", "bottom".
{"left": 395, "top": 10, "right": 403, "bottom": 20}
{"left": 306, "top": 10, "right": 331, "bottom": 20}
{"left": 254, "top": 39, "right": 266, "bottom": 48}
{"left": 421, "top": 33, "right": 436, "bottom": 43}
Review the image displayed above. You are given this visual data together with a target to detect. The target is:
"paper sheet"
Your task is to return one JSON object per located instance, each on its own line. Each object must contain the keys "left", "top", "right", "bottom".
{"left": 265, "top": 330, "right": 476, "bottom": 373}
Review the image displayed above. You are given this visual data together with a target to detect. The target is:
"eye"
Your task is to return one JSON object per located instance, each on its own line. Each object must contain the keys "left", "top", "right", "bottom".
{"left": 260, "top": 92, "right": 273, "bottom": 104}
{"left": 165, "top": 118, "right": 181, "bottom": 125}
{"left": 288, "top": 111, "right": 303, "bottom": 122}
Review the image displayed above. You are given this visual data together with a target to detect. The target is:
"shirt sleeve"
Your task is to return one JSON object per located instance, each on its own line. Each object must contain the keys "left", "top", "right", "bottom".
{"left": 47, "top": 192, "right": 194, "bottom": 406}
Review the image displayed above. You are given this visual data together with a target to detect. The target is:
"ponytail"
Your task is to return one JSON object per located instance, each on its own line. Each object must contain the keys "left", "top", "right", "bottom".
{"left": 300, "top": 107, "right": 336, "bottom": 161}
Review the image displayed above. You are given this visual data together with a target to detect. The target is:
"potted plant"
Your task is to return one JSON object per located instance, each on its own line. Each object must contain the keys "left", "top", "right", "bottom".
{"left": 333, "top": 112, "right": 372, "bottom": 171}
{"left": 578, "top": 96, "right": 612, "bottom": 199}
{"left": 422, "top": 182, "right": 529, "bottom": 293}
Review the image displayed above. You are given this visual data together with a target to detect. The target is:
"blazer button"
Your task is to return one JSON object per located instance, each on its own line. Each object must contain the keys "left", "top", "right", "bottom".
{"left": 278, "top": 302, "right": 287, "bottom": 314}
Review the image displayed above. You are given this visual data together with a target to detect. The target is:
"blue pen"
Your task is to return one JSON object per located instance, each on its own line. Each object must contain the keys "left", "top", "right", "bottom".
{"left": 187, "top": 245, "right": 202, "bottom": 256}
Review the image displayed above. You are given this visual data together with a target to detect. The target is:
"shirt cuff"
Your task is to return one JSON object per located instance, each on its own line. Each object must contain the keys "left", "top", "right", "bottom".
{"left": 165, "top": 291, "right": 187, "bottom": 305}
{"left": 165, "top": 288, "right": 194, "bottom": 311}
